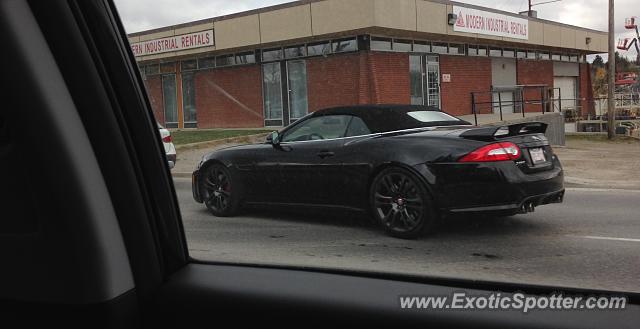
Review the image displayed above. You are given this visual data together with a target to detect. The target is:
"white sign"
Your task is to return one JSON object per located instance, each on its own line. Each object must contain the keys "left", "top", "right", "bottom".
{"left": 452, "top": 6, "right": 528, "bottom": 40}
{"left": 131, "top": 29, "right": 214, "bottom": 57}
{"left": 442, "top": 74, "right": 451, "bottom": 83}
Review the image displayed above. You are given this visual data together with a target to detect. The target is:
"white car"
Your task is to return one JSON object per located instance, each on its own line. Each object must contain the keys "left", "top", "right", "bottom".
{"left": 158, "top": 123, "right": 176, "bottom": 169}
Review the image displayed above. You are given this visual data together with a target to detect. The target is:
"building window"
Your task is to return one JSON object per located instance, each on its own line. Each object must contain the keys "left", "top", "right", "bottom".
{"left": 409, "top": 55, "right": 424, "bottom": 105}
{"left": 431, "top": 42, "right": 448, "bottom": 54}
{"left": 182, "top": 72, "right": 197, "bottom": 128}
{"left": 235, "top": 52, "right": 256, "bottom": 65}
{"left": 332, "top": 38, "right": 358, "bottom": 53}
{"left": 285, "top": 45, "right": 306, "bottom": 58}
{"left": 162, "top": 74, "right": 178, "bottom": 128}
{"left": 561, "top": 54, "right": 570, "bottom": 61}
{"left": 526, "top": 51, "right": 537, "bottom": 59}
{"left": 448, "top": 43, "right": 465, "bottom": 55}
{"left": 502, "top": 48, "right": 515, "bottom": 57}
{"left": 262, "top": 48, "right": 284, "bottom": 62}
{"left": 413, "top": 40, "right": 430, "bottom": 53}
{"left": 393, "top": 39, "right": 412, "bottom": 52}
{"left": 262, "top": 62, "right": 283, "bottom": 123}
{"left": 145, "top": 64, "right": 160, "bottom": 75}
{"left": 198, "top": 57, "right": 216, "bottom": 69}
{"left": 538, "top": 52, "right": 550, "bottom": 60}
{"left": 467, "top": 45, "right": 478, "bottom": 56}
{"left": 476, "top": 45, "right": 488, "bottom": 56}
{"left": 160, "top": 62, "right": 176, "bottom": 73}
{"left": 551, "top": 53, "right": 561, "bottom": 61}
{"left": 181, "top": 59, "right": 197, "bottom": 71}
{"left": 489, "top": 47, "right": 502, "bottom": 57}
{"left": 216, "top": 54, "right": 235, "bottom": 67}
{"left": 307, "top": 42, "right": 331, "bottom": 57}
{"left": 516, "top": 50, "right": 527, "bottom": 59}
{"left": 569, "top": 55, "right": 578, "bottom": 62}
{"left": 371, "top": 37, "right": 392, "bottom": 51}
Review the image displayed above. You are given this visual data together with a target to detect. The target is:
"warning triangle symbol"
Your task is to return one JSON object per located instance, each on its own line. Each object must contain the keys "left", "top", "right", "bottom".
{"left": 455, "top": 12, "right": 465, "bottom": 27}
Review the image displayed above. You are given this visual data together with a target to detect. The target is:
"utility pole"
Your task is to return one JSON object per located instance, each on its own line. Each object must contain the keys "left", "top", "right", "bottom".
{"left": 607, "top": 0, "right": 616, "bottom": 139}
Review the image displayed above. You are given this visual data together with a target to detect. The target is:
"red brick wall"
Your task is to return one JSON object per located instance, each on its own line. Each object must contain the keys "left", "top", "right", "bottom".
{"left": 144, "top": 76, "right": 164, "bottom": 124}
{"left": 439, "top": 55, "right": 492, "bottom": 116}
{"left": 579, "top": 63, "right": 595, "bottom": 116}
{"left": 367, "top": 52, "right": 411, "bottom": 104}
{"left": 306, "top": 52, "right": 362, "bottom": 112}
{"left": 195, "top": 65, "right": 264, "bottom": 128}
{"left": 306, "top": 51, "right": 410, "bottom": 112}
{"left": 516, "top": 59, "right": 554, "bottom": 113}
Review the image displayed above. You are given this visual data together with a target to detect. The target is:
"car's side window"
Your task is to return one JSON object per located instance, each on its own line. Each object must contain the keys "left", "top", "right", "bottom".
{"left": 281, "top": 115, "right": 351, "bottom": 142}
{"left": 345, "top": 116, "right": 371, "bottom": 137}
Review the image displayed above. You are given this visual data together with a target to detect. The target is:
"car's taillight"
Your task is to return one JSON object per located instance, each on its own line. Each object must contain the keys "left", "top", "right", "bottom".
{"left": 162, "top": 135, "right": 172, "bottom": 143}
{"left": 458, "top": 142, "right": 521, "bottom": 162}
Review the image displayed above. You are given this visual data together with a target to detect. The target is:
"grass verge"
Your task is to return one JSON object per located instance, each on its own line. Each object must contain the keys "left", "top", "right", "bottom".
{"left": 171, "top": 129, "right": 271, "bottom": 145}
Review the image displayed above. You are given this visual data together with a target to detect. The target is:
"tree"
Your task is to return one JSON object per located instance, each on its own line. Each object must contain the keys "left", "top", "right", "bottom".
{"left": 592, "top": 55, "right": 605, "bottom": 68}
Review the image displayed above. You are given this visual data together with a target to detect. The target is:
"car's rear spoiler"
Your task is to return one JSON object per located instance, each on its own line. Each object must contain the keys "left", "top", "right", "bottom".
{"left": 460, "top": 122, "right": 548, "bottom": 141}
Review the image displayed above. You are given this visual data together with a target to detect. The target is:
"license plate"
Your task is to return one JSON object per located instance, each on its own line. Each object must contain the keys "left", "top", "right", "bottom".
{"left": 529, "top": 148, "right": 546, "bottom": 164}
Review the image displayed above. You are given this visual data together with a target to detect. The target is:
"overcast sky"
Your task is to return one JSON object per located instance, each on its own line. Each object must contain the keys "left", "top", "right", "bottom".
{"left": 114, "top": 0, "right": 638, "bottom": 59}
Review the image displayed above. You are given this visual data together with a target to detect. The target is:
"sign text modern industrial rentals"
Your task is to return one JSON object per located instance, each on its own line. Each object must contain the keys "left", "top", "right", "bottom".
{"left": 452, "top": 6, "right": 529, "bottom": 40}
{"left": 131, "top": 29, "right": 214, "bottom": 56}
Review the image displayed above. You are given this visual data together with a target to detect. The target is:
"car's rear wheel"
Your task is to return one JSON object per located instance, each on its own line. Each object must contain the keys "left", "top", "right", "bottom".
{"left": 370, "top": 167, "right": 436, "bottom": 239}
{"left": 202, "top": 163, "right": 240, "bottom": 217}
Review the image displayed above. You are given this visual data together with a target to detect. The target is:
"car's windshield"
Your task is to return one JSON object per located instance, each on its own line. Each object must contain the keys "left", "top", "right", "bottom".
{"left": 116, "top": 0, "right": 640, "bottom": 301}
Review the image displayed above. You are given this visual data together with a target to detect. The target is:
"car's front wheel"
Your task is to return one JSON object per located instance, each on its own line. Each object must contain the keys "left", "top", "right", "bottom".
{"left": 202, "top": 163, "right": 240, "bottom": 217}
{"left": 370, "top": 167, "right": 436, "bottom": 239}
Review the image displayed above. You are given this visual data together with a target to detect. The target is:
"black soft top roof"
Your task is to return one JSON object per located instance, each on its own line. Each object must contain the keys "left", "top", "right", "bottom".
{"left": 311, "top": 105, "right": 469, "bottom": 133}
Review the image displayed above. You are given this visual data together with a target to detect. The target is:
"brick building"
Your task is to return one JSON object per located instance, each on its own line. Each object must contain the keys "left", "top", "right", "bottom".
{"left": 128, "top": 0, "right": 607, "bottom": 129}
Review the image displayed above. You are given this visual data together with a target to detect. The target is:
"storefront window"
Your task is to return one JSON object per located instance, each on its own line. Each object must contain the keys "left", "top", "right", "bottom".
{"left": 216, "top": 54, "right": 234, "bottom": 67}
{"left": 502, "top": 48, "right": 515, "bottom": 57}
{"left": 162, "top": 74, "right": 178, "bottom": 128}
{"left": 393, "top": 39, "right": 412, "bottom": 52}
{"left": 235, "top": 52, "right": 256, "bottom": 65}
{"left": 431, "top": 42, "right": 448, "bottom": 54}
{"left": 182, "top": 72, "right": 197, "bottom": 128}
{"left": 409, "top": 55, "right": 423, "bottom": 105}
{"left": 332, "top": 38, "right": 357, "bottom": 53}
{"left": 181, "top": 59, "right": 197, "bottom": 71}
{"left": 145, "top": 64, "right": 160, "bottom": 75}
{"left": 371, "top": 37, "right": 392, "bottom": 51}
{"left": 287, "top": 60, "right": 308, "bottom": 120}
{"left": 160, "top": 61, "right": 176, "bottom": 73}
{"left": 198, "top": 56, "right": 216, "bottom": 69}
{"left": 262, "top": 48, "right": 284, "bottom": 62}
{"left": 285, "top": 45, "right": 306, "bottom": 58}
{"left": 307, "top": 42, "right": 331, "bottom": 56}
{"left": 448, "top": 43, "right": 465, "bottom": 55}
{"left": 262, "top": 62, "right": 283, "bottom": 124}
{"left": 413, "top": 40, "right": 430, "bottom": 53}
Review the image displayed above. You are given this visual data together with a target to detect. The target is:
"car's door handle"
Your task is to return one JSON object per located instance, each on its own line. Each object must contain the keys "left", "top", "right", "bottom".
{"left": 317, "top": 150, "right": 335, "bottom": 159}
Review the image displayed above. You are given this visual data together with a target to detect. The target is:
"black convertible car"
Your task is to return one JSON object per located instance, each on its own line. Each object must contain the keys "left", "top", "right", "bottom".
{"left": 192, "top": 105, "right": 564, "bottom": 238}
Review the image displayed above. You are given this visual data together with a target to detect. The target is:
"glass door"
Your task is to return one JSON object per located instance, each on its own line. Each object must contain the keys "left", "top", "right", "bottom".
{"left": 425, "top": 56, "right": 441, "bottom": 108}
{"left": 286, "top": 60, "right": 309, "bottom": 122}
{"left": 162, "top": 74, "right": 178, "bottom": 128}
{"left": 409, "top": 55, "right": 440, "bottom": 108}
{"left": 262, "top": 62, "right": 284, "bottom": 127}
{"left": 262, "top": 60, "right": 308, "bottom": 127}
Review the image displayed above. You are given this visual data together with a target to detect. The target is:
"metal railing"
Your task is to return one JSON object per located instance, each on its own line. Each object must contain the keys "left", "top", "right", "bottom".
{"left": 470, "top": 85, "right": 559, "bottom": 126}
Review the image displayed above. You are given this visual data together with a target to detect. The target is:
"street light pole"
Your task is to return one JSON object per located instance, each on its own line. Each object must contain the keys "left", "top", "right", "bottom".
{"left": 607, "top": 0, "right": 616, "bottom": 139}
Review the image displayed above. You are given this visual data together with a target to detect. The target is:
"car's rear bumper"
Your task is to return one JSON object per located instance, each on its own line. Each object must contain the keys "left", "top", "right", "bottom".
{"left": 420, "top": 157, "right": 564, "bottom": 215}
{"left": 192, "top": 169, "right": 202, "bottom": 203}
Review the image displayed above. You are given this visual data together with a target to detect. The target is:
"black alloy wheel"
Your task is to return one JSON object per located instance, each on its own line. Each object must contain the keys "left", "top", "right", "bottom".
{"left": 202, "top": 164, "right": 240, "bottom": 217}
{"left": 370, "top": 167, "right": 435, "bottom": 239}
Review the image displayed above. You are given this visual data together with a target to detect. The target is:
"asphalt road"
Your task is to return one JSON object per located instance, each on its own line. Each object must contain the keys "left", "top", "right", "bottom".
{"left": 174, "top": 177, "right": 640, "bottom": 294}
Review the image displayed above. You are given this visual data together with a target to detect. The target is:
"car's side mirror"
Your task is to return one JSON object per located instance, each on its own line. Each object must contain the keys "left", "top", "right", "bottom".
{"left": 267, "top": 131, "right": 281, "bottom": 146}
